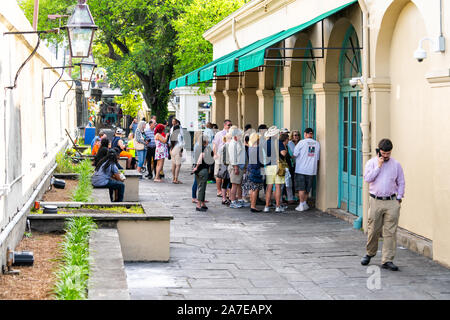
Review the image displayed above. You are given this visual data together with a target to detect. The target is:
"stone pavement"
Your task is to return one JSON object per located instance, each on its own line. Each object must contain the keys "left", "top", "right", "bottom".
{"left": 95, "top": 160, "right": 450, "bottom": 300}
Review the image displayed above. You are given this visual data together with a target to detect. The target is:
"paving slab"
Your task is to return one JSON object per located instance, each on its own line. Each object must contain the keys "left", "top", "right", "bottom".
{"left": 122, "top": 158, "right": 450, "bottom": 300}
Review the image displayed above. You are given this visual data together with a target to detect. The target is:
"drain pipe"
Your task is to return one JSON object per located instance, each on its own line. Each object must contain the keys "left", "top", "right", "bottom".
{"left": 357, "top": 0, "right": 370, "bottom": 232}
{"left": 0, "top": 163, "right": 57, "bottom": 246}
{"left": 232, "top": 18, "right": 240, "bottom": 49}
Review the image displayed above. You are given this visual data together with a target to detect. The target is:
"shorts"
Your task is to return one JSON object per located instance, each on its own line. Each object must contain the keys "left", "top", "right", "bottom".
{"left": 295, "top": 173, "right": 314, "bottom": 193}
{"left": 214, "top": 158, "right": 221, "bottom": 177}
{"left": 170, "top": 145, "right": 182, "bottom": 165}
{"left": 265, "top": 165, "right": 285, "bottom": 185}
{"left": 228, "top": 165, "right": 244, "bottom": 184}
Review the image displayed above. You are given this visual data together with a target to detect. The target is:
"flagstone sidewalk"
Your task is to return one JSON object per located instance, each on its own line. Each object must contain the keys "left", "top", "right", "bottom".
{"left": 93, "top": 161, "right": 450, "bottom": 300}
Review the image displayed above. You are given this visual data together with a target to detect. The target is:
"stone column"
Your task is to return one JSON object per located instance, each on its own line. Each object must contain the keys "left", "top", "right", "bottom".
{"left": 365, "top": 77, "right": 391, "bottom": 233}
{"left": 313, "top": 82, "right": 341, "bottom": 211}
{"left": 280, "top": 86, "right": 303, "bottom": 131}
{"left": 240, "top": 87, "right": 258, "bottom": 128}
{"left": 256, "top": 89, "right": 274, "bottom": 126}
{"left": 212, "top": 80, "right": 226, "bottom": 125}
{"left": 223, "top": 90, "right": 239, "bottom": 125}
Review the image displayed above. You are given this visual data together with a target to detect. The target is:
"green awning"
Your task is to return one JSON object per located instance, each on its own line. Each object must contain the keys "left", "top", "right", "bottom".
{"left": 169, "top": 79, "right": 177, "bottom": 89}
{"left": 177, "top": 76, "right": 187, "bottom": 87}
{"left": 238, "top": 0, "right": 357, "bottom": 72}
{"left": 170, "top": 0, "right": 357, "bottom": 87}
{"left": 215, "top": 31, "right": 285, "bottom": 77}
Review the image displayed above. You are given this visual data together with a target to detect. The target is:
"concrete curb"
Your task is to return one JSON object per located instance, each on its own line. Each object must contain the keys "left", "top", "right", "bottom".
{"left": 88, "top": 228, "right": 130, "bottom": 300}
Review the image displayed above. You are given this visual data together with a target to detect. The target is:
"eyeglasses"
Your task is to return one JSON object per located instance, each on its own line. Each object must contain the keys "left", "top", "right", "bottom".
{"left": 226, "top": 123, "right": 232, "bottom": 127}
{"left": 293, "top": 134, "right": 299, "bottom": 137}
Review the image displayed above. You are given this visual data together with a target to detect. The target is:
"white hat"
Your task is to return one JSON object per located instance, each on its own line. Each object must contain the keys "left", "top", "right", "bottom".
{"left": 264, "top": 126, "right": 280, "bottom": 139}
{"left": 280, "top": 128, "right": 290, "bottom": 134}
{"left": 230, "top": 127, "right": 243, "bottom": 138}
{"left": 115, "top": 128, "right": 124, "bottom": 135}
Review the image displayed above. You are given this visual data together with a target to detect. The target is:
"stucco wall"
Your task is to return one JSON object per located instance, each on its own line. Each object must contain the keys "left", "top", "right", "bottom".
{"left": 0, "top": 1, "right": 76, "bottom": 267}
{"left": 205, "top": 0, "right": 450, "bottom": 267}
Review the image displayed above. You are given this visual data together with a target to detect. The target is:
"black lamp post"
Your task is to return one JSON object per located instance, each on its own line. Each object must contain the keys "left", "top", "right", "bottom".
{"left": 76, "top": 53, "right": 97, "bottom": 83}
{"left": 64, "top": 0, "right": 97, "bottom": 58}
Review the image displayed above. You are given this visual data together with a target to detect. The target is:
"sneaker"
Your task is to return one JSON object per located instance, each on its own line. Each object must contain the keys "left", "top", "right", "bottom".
{"left": 303, "top": 202, "right": 310, "bottom": 211}
{"left": 263, "top": 206, "right": 271, "bottom": 213}
{"left": 229, "top": 201, "right": 243, "bottom": 209}
{"left": 238, "top": 200, "right": 250, "bottom": 207}
{"left": 275, "top": 206, "right": 285, "bottom": 213}
{"left": 295, "top": 204, "right": 305, "bottom": 212}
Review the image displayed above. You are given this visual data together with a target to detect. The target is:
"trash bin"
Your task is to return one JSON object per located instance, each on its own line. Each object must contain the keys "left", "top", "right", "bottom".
{"left": 84, "top": 127, "right": 96, "bottom": 146}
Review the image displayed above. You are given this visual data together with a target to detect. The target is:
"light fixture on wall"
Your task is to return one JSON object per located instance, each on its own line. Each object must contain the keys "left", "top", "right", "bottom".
{"left": 63, "top": 0, "right": 98, "bottom": 59}
{"left": 349, "top": 76, "right": 364, "bottom": 89}
{"left": 414, "top": 36, "right": 446, "bottom": 63}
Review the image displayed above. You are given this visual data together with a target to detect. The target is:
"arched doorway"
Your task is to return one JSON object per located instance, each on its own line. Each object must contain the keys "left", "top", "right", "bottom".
{"left": 338, "top": 26, "right": 362, "bottom": 216}
{"left": 273, "top": 57, "right": 284, "bottom": 128}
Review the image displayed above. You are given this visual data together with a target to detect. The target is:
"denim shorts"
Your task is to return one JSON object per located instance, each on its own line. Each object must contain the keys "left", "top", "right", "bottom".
{"left": 136, "top": 149, "right": 147, "bottom": 167}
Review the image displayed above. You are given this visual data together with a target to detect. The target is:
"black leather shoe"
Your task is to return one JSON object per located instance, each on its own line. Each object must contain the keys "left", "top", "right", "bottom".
{"left": 196, "top": 207, "right": 207, "bottom": 212}
{"left": 251, "top": 208, "right": 262, "bottom": 213}
{"left": 361, "top": 254, "right": 375, "bottom": 266}
{"left": 382, "top": 261, "right": 399, "bottom": 271}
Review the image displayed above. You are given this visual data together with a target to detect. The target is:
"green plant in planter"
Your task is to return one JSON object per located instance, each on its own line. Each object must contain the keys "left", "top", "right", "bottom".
{"left": 53, "top": 216, "right": 97, "bottom": 300}
{"left": 55, "top": 152, "right": 76, "bottom": 173}
{"left": 71, "top": 160, "right": 95, "bottom": 202}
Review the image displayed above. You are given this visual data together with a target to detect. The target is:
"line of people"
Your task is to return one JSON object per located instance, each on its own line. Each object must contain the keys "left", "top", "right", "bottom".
{"left": 191, "top": 119, "right": 320, "bottom": 213}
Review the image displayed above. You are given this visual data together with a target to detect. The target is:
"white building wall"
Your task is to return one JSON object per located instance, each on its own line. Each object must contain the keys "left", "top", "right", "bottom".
{"left": 0, "top": 1, "right": 76, "bottom": 267}
{"left": 173, "top": 87, "right": 211, "bottom": 132}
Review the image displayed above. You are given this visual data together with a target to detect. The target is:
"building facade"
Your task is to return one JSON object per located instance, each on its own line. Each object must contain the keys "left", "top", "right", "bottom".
{"left": 179, "top": 0, "right": 449, "bottom": 267}
{"left": 0, "top": 1, "right": 77, "bottom": 268}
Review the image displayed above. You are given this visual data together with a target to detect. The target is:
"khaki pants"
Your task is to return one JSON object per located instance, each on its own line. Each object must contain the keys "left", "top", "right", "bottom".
{"left": 366, "top": 197, "right": 401, "bottom": 264}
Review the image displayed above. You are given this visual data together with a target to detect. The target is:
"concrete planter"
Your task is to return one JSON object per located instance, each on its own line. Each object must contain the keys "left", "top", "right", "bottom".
{"left": 28, "top": 202, "right": 173, "bottom": 262}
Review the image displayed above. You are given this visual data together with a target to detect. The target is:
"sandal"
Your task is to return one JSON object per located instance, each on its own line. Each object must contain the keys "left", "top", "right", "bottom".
{"left": 192, "top": 199, "right": 198, "bottom": 203}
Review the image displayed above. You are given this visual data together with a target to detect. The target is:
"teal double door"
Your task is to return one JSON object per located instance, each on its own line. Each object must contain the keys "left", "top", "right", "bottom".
{"left": 339, "top": 89, "right": 362, "bottom": 216}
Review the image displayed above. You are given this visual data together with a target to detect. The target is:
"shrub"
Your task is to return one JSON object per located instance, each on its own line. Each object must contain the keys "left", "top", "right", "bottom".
{"left": 53, "top": 217, "right": 97, "bottom": 300}
{"left": 71, "top": 160, "right": 94, "bottom": 202}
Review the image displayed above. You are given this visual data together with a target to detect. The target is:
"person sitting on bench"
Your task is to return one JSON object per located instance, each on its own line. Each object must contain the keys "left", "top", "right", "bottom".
{"left": 91, "top": 149, "right": 125, "bottom": 202}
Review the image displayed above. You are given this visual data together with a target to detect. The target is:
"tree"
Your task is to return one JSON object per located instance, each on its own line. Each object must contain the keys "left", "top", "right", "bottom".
{"left": 114, "top": 93, "right": 143, "bottom": 119}
{"left": 172, "top": 0, "right": 246, "bottom": 78}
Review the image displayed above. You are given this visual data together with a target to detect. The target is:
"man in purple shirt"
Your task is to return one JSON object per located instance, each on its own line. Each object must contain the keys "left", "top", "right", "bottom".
{"left": 361, "top": 139, "right": 405, "bottom": 271}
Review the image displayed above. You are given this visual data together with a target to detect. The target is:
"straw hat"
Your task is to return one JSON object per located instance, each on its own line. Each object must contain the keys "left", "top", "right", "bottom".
{"left": 248, "top": 132, "right": 260, "bottom": 147}
{"left": 264, "top": 126, "right": 280, "bottom": 139}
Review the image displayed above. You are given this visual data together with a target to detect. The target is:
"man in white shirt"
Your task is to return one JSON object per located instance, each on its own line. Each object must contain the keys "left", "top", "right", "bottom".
{"left": 293, "top": 128, "right": 320, "bottom": 212}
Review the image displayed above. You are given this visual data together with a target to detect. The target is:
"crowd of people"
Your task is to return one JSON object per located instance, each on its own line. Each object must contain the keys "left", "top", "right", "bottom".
{"left": 89, "top": 115, "right": 186, "bottom": 202}
{"left": 190, "top": 120, "right": 320, "bottom": 213}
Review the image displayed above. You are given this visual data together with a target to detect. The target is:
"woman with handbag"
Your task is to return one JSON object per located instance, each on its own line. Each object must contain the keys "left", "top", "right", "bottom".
{"left": 192, "top": 135, "right": 213, "bottom": 212}
{"left": 134, "top": 121, "right": 148, "bottom": 177}
{"left": 263, "top": 127, "right": 288, "bottom": 213}
{"left": 247, "top": 133, "right": 264, "bottom": 212}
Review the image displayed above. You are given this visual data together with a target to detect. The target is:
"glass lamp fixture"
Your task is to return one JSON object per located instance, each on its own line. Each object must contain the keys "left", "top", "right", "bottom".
{"left": 65, "top": 0, "right": 97, "bottom": 58}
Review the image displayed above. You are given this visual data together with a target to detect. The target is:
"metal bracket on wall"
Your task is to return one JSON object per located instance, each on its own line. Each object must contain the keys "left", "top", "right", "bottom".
{"left": 3, "top": 29, "right": 59, "bottom": 91}
{"left": 43, "top": 66, "right": 74, "bottom": 100}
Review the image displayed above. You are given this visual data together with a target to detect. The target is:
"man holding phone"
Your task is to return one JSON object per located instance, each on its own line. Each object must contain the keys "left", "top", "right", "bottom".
{"left": 361, "top": 139, "right": 405, "bottom": 271}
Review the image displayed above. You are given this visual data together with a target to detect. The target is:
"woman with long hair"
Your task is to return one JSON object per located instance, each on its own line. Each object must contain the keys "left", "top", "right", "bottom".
{"left": 91, "top": 149, "right": 125, "bottom": 202}
{"left": 154, "top": 123, "right": 168, "bottom": 182}
{"left": 93, "top": 137, "right": 110, "bottom": 167}
{"left": 134, "top": 120, "right": 148, "bottom": 176}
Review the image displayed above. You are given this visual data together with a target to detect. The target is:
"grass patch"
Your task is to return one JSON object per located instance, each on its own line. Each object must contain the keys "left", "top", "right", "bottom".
{"left": 31, "top": 205, "right": 144, "bottom": 215}
{"left": 71, "top": 160, "right": 94, "bottom": 202}
{"left": 53, "top": 216, "right": 97, "bottom": 300}
{"left": 55, "top": 152, "right": 76, "bottom": 173}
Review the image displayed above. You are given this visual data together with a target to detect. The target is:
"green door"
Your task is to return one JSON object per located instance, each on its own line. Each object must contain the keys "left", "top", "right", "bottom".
{"left": 338, "top": 26, "right": 363, "bottom": 217}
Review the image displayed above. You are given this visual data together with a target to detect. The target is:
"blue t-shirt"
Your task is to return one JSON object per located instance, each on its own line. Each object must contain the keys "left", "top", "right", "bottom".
{"left": 91, "top": 162, "right": 119, "bottom": 187}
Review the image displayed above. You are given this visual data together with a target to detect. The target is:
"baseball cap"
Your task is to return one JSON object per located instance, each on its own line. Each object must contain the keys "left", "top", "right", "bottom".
{"left": 115, "top": 128, "right": 124, "bottom": 134}
{"left": 304, "top": 127, "right": 314, "bottom": 134}
{"left": 280, "top": 128, "right": 290, "bottom": 134}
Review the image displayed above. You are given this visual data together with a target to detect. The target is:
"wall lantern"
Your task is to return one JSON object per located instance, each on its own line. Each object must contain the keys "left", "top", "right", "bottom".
{"left": 64, "top": 0, "right": 98, "bottom": 58}
{"left": 75, "top": 53, "right": 97, "bottom": 84}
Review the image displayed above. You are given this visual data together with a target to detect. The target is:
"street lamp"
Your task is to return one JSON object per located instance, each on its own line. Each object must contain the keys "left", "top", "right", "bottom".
{"left": 81, "top": 80, "right": 91, "bottom": 92}
{"left": 75, "top": 53, "right": 97, "bottom": 83}
{"left": 64, "top": 0, "right": 97, "bottom": 58}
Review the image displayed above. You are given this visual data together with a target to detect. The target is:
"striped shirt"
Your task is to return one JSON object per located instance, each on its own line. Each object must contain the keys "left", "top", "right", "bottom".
{"left": 145, "top": 128, "right": 156, "bottom": 148}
